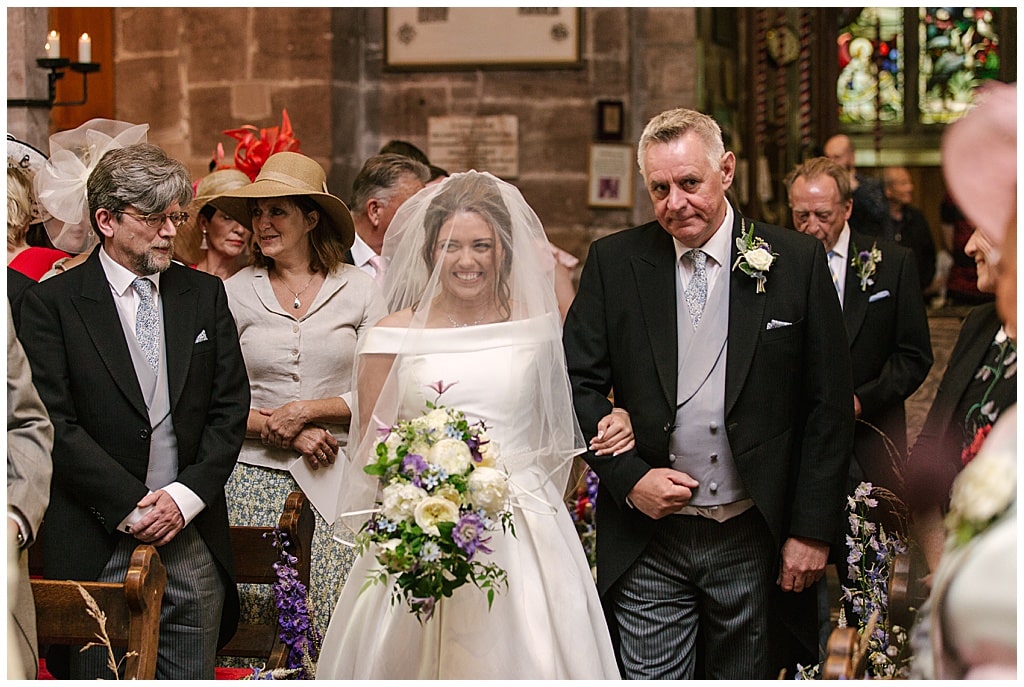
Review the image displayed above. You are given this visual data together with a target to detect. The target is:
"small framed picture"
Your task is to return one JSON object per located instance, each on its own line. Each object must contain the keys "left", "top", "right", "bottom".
{"left": 588, "top": 143, "right": 634, "bottom": 209}
{"left": 596, "top": 100, "right": 625, "bottom": 141}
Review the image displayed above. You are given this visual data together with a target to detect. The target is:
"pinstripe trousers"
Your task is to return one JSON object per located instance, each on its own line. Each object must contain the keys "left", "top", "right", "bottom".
{"left": 69, "top": 525, "right": 224, "bottom": 679}
{"left": 610, "top": 507, "right": 776, "bottom": 679}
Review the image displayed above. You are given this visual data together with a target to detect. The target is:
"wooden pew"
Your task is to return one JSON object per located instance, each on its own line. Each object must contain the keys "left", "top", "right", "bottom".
{"left": 219, "top": 491, "right": 315, "bottom": 671}
{"left": 32, "top": 544, "right": 166, "bottom": 680}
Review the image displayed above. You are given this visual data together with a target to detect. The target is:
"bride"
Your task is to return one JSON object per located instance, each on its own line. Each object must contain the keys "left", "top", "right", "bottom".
{"left": 316, "top": 171, "right": 623, "bottom": 679}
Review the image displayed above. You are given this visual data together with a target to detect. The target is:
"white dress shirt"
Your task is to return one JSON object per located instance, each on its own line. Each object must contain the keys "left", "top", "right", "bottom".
{"left": 828, "top": 224, "right": 852, "bottom": 307}
{"left": 673, "top": 202, "right": 735, "bottom": 292}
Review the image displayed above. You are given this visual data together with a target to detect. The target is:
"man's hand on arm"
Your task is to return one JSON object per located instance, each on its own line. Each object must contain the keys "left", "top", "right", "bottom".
{"left": 626, "top": 468, "right": 700, "bottom": 519}
{"left": 777, "top": 536, "right": 829, "bottom": 593}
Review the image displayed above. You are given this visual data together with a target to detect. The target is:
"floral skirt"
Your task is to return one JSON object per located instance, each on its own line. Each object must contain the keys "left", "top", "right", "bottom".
{"left": 222, "top": 462, "right": 354, "bottom": 664}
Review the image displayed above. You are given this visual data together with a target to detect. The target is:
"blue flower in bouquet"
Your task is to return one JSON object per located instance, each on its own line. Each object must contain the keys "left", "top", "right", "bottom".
{"left": 359, "top": 381, "right": 514, "bottom": 622}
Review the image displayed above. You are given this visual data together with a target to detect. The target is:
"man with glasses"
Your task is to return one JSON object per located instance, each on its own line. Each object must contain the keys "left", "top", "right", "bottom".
{"left": 19, "top": 143, "right": 250, "bottom": 679}
{"left": 785, "top": 156, "right": 931, "bottom": 651}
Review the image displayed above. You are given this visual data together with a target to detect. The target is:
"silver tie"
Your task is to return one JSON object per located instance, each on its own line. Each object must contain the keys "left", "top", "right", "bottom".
{"left": 133, "top": 277, "right": 159, "bottom": 371}
{"left": 827, "top": 250, "right": 842, "bottom": 300}
{"left": 684, "top": 249, "right": 708, "bottom": 328}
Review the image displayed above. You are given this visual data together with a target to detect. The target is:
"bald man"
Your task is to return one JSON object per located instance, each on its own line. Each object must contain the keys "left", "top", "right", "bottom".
{"left": 824, "top": 134, "right": 887, "bottom": 237}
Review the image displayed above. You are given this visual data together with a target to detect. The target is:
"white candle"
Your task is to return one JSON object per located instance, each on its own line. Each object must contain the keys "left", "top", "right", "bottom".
{"left": 78, "top": 33, "right": 92, "bottom": 63}
{"left": 46, "top": 30, "right": 60, "bottom": 58}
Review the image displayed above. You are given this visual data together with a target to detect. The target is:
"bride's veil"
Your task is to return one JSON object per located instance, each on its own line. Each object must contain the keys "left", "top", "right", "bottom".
{"left": 333, "top": 170, "right": 585, "bottom": 544}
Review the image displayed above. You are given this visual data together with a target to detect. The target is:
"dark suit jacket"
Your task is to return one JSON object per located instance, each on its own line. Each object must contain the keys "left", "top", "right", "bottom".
{"left": 842, "top": 232, "right": 932, "bottom": 500}
{"left": 8, "top": 266, "right": 35, "bottom": 334}
{"left": 18, "top": 249, "right": 249, "bottom": 646}
{"left": 563, "top": 210, "right": 855, "bottom": 597}
{"left": 906, "top": 303, "right": 1005, "bottom": 511}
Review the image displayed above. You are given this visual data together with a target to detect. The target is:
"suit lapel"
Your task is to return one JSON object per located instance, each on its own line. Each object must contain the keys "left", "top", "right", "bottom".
{"left": 726, "top": 212, "right": 768, "bottom": 415}
{"left": 72, "top": 253, "right": 149, "bottom": 417}
{"left": 161, "top": 265, "right": 198, "bottom": 409}
{"left": 632, "top": 226, "right": 678, "bottom": 408}
{"left": 842, "top": 231, "right": 871, "bottom": 343}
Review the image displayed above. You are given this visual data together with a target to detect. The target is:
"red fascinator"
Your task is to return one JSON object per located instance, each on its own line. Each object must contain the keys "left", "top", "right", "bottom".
{"left": 221, "top": 109, "right": 302, "bottom": 181}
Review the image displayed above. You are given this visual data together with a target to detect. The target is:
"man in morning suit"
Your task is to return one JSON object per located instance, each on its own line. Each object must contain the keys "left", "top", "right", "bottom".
{"left": 563, "top": 108, "right": 854, "bottom": 679}
{"left": 786, "top": 158, "right": 932, "bottom": 513}
{"left": 19, "top": 143, "right": 250, "bottom": 679}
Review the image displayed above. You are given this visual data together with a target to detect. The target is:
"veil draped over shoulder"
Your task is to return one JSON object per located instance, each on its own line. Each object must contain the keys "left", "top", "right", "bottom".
{"left": 333, "top": 171, "right": 584, "bottom": 544}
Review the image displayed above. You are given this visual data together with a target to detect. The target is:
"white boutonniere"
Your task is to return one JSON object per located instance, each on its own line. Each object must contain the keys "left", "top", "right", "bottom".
{"left": 732, "top": 220, "right": 777, "bottom": 293}
{"left": 851, "top": 242, "right": 882, "bottom": 291}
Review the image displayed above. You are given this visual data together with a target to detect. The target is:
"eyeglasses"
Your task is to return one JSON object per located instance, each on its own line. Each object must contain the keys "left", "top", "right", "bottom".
{"left": 121, "top": 210, "right": 190, "bottom": 229}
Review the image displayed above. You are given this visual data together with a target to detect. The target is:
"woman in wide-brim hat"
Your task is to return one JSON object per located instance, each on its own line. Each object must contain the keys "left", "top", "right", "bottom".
{"left": 175, "top": 168, "right": 252, "bottom": 278}
{"left": 216, "top": 151, "right": 387, "bottom": 640}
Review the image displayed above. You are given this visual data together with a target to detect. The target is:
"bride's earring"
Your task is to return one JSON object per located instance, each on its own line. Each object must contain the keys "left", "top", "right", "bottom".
{"left": 200, "top": 230, "right": 208, "bottom": 250}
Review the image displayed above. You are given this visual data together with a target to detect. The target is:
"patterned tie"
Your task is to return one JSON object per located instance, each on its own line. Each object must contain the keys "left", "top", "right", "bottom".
{"left": 684, "top": 249, "right": 708, "bottom": 328}
{"left": 826, "top": 250, "right": 842, "bottom": 297}
{"left": 133, "top": 277, "right": 159, "bottom": 371}
{"left": 368, "top": 254, "right": 386, "bottom": 285}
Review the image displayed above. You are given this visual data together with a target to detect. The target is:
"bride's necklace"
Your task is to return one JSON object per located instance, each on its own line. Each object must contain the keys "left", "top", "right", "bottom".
{"left": 275, "top": 271, "right": 317, "bottom": 309}
{"left": 445, "top": 311, "right": 484, "bottom": 328}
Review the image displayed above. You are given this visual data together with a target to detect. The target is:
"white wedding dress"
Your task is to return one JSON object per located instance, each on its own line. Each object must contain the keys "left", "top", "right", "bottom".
{"left": 316, "top": 315, "right": 620, "bottom": 679}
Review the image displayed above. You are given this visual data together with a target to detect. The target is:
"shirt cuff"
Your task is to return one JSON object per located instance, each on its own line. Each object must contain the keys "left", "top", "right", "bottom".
{"left": 162, "top": 482, "right": 205, "bottom": 525}
{"left": 8, "top": 511, "right": 29, "bottom": 549}
{"left": 115, "top": 483, "right": 206, "bottom": 533}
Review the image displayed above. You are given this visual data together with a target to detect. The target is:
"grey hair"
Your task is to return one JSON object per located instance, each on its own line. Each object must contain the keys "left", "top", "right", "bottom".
{"left": 350, "top": 153, "right": 430, "bottom": 216}
{"left": 637, "top": 108, "right": 725, "bottom": 179}
{"left": 784, "top": 157, "right": 853, "bottom": 203}
{"left": 86, "top": 143, "right": 193, "bottom": 238}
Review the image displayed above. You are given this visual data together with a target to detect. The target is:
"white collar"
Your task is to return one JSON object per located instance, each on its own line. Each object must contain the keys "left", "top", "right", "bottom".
{"left": 349, "top": 233, "right": 377, "bottom": 268}
{"left": 673, "top": 202, "right": 734, "bottom": 267}
{"left": 99, "top": 246, "right": 162, "bottom": 296}
{"left": 829, "top": 224, "right": 852, "bottom": 258}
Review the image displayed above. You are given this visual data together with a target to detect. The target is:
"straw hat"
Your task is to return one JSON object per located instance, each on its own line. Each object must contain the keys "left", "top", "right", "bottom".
{"left": 942, "top": 81, "right": 1016, "bottom": 249}
{"left": 193, "top": 168, "right": 251, "bottom": 210}
{"left": 211, "top": 151, "right": 355, "bottom": 249}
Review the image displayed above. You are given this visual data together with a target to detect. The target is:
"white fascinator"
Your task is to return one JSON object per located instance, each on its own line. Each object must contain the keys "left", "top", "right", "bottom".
{"left": 33, "top": 118, "right": 149, "bottom": 253}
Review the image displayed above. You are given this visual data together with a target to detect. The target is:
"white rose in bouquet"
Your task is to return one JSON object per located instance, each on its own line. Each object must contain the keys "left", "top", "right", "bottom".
{"left": 381, "top": 482, "right": 428, "bottom": 522}
{"left": 414, "top": 496, "right": 460, "bottom": 536}
{"left": 948, "top": 446, "right": 1016, "bottom": 527}
{"left": 467, "top": 466, "right": 509, "bottom": 516}
{"left": 430, "top": 438, "right": 473, "bottom": 476}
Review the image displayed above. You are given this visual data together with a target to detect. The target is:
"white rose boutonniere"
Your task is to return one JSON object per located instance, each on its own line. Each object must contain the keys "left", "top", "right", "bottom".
{"left": 851, "top": 242, "right": 882, "bottom": 291}
{"left": 732, "top": 220, "right": 777, "bottom": 293}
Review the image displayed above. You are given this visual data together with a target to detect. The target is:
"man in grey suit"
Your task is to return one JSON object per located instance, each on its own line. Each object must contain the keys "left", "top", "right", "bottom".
{"left": 19, "top": 143, "right": 250, "bottom": 679}
{"left": 563, "top": 108, "right": 854, "bottom": 678}
{"left": 7, "top": 307, "right": 53, "bottom": 679}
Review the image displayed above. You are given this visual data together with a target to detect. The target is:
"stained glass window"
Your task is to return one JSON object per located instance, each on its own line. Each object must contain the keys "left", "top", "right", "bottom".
{"left": 837, "top": 8, "right": 904, "bottom": 125}
{"left": 919, "top": 7, "right": 1002, "bottom": 124}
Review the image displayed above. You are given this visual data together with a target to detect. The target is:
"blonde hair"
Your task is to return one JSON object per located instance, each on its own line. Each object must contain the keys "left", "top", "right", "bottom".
{"left": 7, "top": 166, "right": 34, "bottom": 248}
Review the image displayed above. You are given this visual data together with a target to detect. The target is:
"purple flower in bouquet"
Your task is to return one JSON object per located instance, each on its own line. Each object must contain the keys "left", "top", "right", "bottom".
{"left": 453, "top": 511, "right": 493, "bottom": 559}
{"left": 401, "top": 453, "right": 428, "bottom": 486}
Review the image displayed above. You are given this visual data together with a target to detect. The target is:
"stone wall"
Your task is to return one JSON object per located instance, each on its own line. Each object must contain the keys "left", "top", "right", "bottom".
{"left": 9, "top": 7, "right": 702, "bottom": 264}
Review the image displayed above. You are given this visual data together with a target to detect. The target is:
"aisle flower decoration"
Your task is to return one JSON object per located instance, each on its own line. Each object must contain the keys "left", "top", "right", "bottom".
{"left": 839, "top": 482, "right": 910, "bottom": 679}
{"left": 265, "top": 528, "right": 320, "bottom": 679}
{"left": 850, "top": 242, "right": 882, "bottom": 292}
{"left": 222, "top": 109, "right": 301, "bottom": 181}
{"left": 358, "top": 381, "right": 514, "bottom": 622}
{"left": 569, "top": 468, "right": 599, "bottom": 578}
{"left": 732, "top": 220, "right": 777, "bottom": 293}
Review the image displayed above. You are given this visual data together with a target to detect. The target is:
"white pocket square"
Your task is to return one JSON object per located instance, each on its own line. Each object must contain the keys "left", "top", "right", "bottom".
{"left": 194, "top": 330, "right": 208, "bottom": 343}
{"left": 766, "top": 319, "right": 793, "bottom": 330}
{"left": 868, "top": 290, "right": 891, "bottom": 303}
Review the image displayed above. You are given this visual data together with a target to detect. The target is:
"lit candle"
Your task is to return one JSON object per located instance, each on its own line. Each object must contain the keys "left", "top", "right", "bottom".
{"left": 78, "top": 33, "right": 92, "bottom": 63}
{"left": 46, "top": 30, "right": 60, "bottom": 58}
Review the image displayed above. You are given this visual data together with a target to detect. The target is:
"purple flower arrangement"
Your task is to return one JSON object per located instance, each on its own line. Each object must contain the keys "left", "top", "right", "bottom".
{"left": 263, "top": 528, "right": 321, "bottom": 679}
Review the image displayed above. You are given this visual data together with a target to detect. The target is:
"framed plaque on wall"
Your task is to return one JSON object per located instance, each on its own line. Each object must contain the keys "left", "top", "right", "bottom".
{"left": 587, "top": 143, "right": 634, "bottom": 209}
{"left": 385, "top": 8, "right": 581, "bottom": 70}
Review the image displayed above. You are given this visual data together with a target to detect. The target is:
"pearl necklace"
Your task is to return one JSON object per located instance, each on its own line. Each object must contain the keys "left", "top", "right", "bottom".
{"left": 276, "top": 272, "right": 317, "bottom": 309}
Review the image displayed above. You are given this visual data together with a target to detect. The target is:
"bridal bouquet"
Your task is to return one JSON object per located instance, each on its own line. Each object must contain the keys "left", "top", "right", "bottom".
{"left": 358, "top": 381, "right": 514, "bottom": 621}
